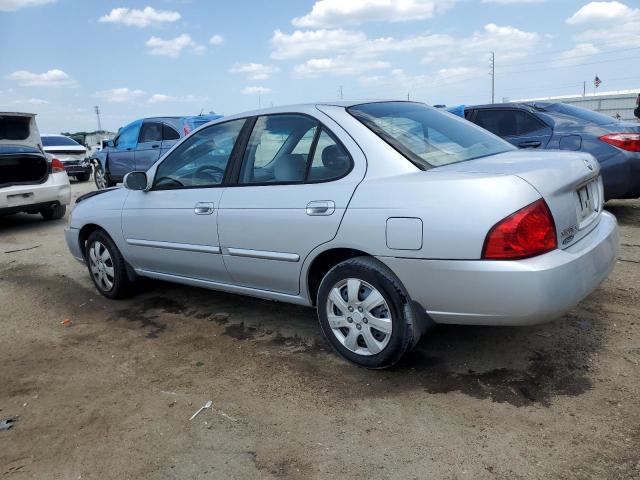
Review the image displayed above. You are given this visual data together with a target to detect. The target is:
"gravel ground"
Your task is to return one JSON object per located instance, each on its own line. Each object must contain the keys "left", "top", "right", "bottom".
{"left": 1, "top": 180, "right": 639, "bottom": 479}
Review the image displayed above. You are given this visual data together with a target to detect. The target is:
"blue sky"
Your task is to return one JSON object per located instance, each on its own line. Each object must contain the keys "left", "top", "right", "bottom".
{"left": 1, "top": 0, "right": 639, "bottom": 133}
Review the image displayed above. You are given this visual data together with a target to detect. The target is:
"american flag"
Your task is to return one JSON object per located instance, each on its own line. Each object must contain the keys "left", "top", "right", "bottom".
{"left": 594, "top": 75, "right": 602, "bottom": 88}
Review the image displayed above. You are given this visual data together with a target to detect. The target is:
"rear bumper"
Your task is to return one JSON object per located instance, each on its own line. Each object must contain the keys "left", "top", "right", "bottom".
{"left": 378, "top": 211, "right": 618, "bottom": 326}
{"left": 62, "top": 159, "right": 92, "bottom": 176}
{"left": 0, "top": 172, "right": 71, "bottom": 215}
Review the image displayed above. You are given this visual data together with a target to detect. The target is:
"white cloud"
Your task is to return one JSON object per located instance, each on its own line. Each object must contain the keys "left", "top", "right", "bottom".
{"left": 553, "top": 43, "right": 600, "bottom": 66}
{"left": 481, "top": 0, "right": 543, "bottom": 3}
{"left": 8, "top": 69, "right": 77, "bottom": 87}
{"left": 271, "top": 29, "right": 366, "bottom": 59}
{"left": 96, "top": 87, "right": 146, "bottom": 103}
{"left": 99, "top": 6, "right": 181, "bottom": 28}
{"left": 148, "top": 93, "right": 207, "bottom": 103}
{"left": 242, "top": 86, "right": 271, "bottom": 95}
{"left": 293, "top": 57, "right": 390, "bottom": 78}
{"left": 0, "top": 0, "right": 54, "bottom": 11}
{"left": 566, "top": 1, "right": 638, "bottom": 24}
{"left": 230, "top": 63, "right": 280, "bottom": 80}
{"left": 292, "top": 0, "right": 454, "bottom": 28}
{"left": 360, "top": 66, "right": 477, "bottom": 90}
{"left": 146, "top": 34, "right": 205, "bottom": 58}
{"left": 23, "top": 97, "right": 49, "bottom": 105}
{"left": 209, "top": 34, "right": 224, "bottom": 45}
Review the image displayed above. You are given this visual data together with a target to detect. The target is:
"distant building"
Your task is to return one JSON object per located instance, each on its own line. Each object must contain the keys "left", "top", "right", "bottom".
{"left": 85, "top": 131, "right": 115, "bottom": 148}
{"left": 511, "top": 89, "right": 639, "bottom": 122}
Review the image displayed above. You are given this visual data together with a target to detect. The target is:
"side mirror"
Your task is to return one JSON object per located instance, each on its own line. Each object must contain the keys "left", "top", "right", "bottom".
{"left": 123, "top": 171, "right": 148, "bottom": 191}
{"left": 105, "top": 140, "right": 114, "bottom": 148}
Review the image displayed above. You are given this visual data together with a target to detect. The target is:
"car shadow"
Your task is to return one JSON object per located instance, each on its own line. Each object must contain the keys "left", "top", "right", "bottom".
{"left": 605, "top": 199, "right": 640, "bottom": 227}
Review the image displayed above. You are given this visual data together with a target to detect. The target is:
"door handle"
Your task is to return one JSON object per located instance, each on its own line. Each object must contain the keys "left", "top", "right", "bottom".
{"left": 194, "top": 202, "right": 214, "bottom": 215}
{"left": 518, "top": 140, "right": 542, "bottom": 148}
{"left": 151, "top": 144, "right": 160, "bottom": 148}
{"left": 306, "top": 200, "right": 335, "bottom": 216}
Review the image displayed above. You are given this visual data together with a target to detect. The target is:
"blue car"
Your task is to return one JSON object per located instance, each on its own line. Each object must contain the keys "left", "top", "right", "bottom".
{"left": 464, "top": 103, "right": 640, "bottom": 200}
{"left": 93, "top": 114, "right": 222, "bottom": 189}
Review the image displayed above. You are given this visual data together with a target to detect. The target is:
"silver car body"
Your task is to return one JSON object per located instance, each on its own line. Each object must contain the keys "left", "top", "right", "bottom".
{"left": 65, "top": 102, "right": 618, "bottom": 326}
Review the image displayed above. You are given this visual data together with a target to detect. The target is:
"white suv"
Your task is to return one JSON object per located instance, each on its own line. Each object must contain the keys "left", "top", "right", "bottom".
{"left": 1, "top": 112, "right": 70, "bottom": 220}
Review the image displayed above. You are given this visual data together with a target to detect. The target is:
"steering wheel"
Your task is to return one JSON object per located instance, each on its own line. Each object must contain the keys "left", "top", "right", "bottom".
{"left": 195, "top": 165, "right": 225, "bottom": 182}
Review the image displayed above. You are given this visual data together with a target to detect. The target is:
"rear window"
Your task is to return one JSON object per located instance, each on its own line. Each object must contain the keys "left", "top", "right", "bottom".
{"left": 348, "top": 102, "right": 514, "bottom": 169}
{"left": 543, "top": 103, "right": 617, "bottom": 126}
{"left": 41, "top": 135, "right": 81, "bottom": 147}
{"left": 0, "top": 115, "right": 31, "bottom": 140}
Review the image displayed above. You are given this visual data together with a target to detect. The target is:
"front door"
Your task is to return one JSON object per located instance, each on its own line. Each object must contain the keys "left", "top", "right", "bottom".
{"left": 121, "top": 118, "right": 247, "bottom": 282}
{"left": 108, "top": 120, "right": 141, "bottom": 180}
{"left": 218, "top": 113, "right": 364, "bottom": 295}
{"left": 135, "top": 121, "right": 163, "bottom": 171}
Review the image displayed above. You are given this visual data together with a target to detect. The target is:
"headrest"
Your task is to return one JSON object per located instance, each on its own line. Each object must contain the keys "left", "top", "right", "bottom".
{"left": 273, "top": 154, "right": 306, "bottom": 182}
{"left": 321, "top": 144, "right": 350, "bottom": 171}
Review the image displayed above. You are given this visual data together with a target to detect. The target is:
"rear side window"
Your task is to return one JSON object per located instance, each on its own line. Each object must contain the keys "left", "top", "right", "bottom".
{"left": 473, "top": 109, "right": 547, "bottom": 137}
{"left": 0, "top": 115, "right": 30, "bottom": 140}
{"left": 349, "top": 102, "right": 513, "bottom": 168}
{"left": 162, "top": 124, "right": 180, "bottom": 140}
{"left": 308, "top": 129, "right": 351, "bottom": 181}
{"left": 139, "top": 122, "right": 163, "bottom": 143}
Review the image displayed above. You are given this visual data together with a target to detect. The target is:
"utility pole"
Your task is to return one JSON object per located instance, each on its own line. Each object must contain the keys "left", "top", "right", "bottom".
{"left": 407, "top": 92, "right": 410, "bottom": 101}
{"left": 94, "top": 105, "right": 102, "bottom": 132}
{"left": 258, "top": 94, "right": 261, "bottom": 108}
{"left": 489, "top": 51, "right": 495, "bottom": 104}
{"left": 339, "top": 85, "right": 343, "bottom": 100}
{"left": 583, "top": 81, "right": 586, "bottom": 97}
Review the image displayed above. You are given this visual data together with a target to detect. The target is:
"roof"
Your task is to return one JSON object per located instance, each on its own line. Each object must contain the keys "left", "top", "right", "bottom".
{"left": 514, "top": 88, "right": 640, "bottom": 102}
{"left": 0, "top": 112, "right": 36, "bottom": 117}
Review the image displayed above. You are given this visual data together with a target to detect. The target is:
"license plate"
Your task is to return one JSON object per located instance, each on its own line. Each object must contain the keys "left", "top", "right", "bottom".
{"left": 576, "top": 180, "right": 600, "bottom": 224}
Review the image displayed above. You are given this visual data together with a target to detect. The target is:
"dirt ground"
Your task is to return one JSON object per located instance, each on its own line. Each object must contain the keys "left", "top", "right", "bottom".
{"left": 1, "top": 180, "right": 639, "bottom": 480}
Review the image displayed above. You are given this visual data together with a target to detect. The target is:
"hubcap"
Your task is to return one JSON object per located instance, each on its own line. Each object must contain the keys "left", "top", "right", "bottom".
{"left": 95, "top": 168, "right": 106, "bottom": 189}
{"left": 326, "top": 278, "right": 392, "bottom": 356}
{"left": 89, "top": 241, "right": 115, "bottom": 291}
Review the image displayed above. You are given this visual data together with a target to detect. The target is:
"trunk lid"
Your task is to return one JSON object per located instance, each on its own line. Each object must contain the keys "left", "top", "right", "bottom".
{"left": 0, "top": 113, "right": 48, "bottom": 187}
{"left": 433, "top": 149, "right": 603, "bottom": 249}
{"left": 43, "top": 145, "right": 87, "bottom": 163}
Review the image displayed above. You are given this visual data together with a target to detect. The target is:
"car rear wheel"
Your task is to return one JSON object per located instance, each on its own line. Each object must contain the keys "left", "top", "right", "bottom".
{"left": 317, "top": 256, "right": 422, "bottom": 369}
{"left": 40, "top": 204, "right": 66, "bottom": 220}
{"left": 94, "top": 164, "right": 113, "bottom": 190}
{"left": 85, "top": 230, "right": 133, "bottom": 299}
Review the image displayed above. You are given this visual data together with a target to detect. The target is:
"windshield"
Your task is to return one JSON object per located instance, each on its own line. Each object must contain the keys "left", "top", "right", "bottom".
{"left": 42, "top": 135, "right": 81, "bottom": 147}
{"left": 543, "top": 103, "right": 618, "bottom": 125}
{"left": 348, "top": 102, "right": 514, "bottom": 168}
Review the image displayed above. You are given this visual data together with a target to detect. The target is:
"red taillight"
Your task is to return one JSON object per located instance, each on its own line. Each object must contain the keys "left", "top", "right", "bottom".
{"left": 51, "top": 158, "right": 65, "bottom": 173}
{"left": 482, "top": 199, "right": 557, "bottom": 260}
{"left": 599, "top": 133, "right": 640, "bottom": 152}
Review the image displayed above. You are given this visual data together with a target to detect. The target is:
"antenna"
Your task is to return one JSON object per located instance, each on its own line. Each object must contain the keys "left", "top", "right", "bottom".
{"left": 94, "top": 105, "right": 103, "bottom": 132}
{"left": 339, "top": 86, "right": 343, "bottom": 100}
{"left": 489, "top": 52, "right": 495, "bottom": 104}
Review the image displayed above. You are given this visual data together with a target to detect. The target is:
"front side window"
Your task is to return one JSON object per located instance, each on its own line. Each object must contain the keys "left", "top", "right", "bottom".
{"left": 153, "top": 119, "right": 245, "bottom": 189}
{"left": 114, "top": 122, "right": 140, "bottom": 150}
{"left": 348, "top": 102, "right": 514, "bottom": 168}
{"left": 239, "top": 114, "right": 318, "bottom": 184}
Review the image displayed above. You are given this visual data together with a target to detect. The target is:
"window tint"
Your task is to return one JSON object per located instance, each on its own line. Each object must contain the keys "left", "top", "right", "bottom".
{"left": 473, "top": 109, "right": 546, "bottom": 137}
{"left": 153, "top": 119, "right": 245, "bottom": 189}
{"left": 114, "top": 122, "right": 140, "bottom": 150}
{"left": 162, "top": 124, "right": 180, "bottom": 140}
{"left": 139, "top": 122, "right": 163, "bottom": 143}
{"left": 349, "top": 102, "right": 513, "bottom": 168}
{"left": 41, "top": 135, "right": 81, "bottom": 147}
{"left": 240, "top": 115, "right": 318, "bottom": 184}
{"left": 308, "top": 129, "right": 352, "bottom": 181}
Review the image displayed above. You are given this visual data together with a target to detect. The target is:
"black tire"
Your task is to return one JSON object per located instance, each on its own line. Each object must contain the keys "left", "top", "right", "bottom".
{"left": 94, "top": 163, "right": 114, "bottom": 190}
{"left": 40, "top": 204, "right": 66, "bottom": 220}
{"left": 75, "top": 172, "right": 90, "bottom": 182}
{"left": 317, "top": 256, "right": 422, "bottom": 369}
{"left": 85, "top": 230, "right": 134, "bottom": 299}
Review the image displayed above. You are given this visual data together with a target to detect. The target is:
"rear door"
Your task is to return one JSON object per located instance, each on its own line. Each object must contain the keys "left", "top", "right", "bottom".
{"left": 471, "top": 108, "right": 552, "bottom": 149}
{"left": 135, "top": 121, "right": 163, "bottom": 171}
{"left": 108, "top": 120, "right": 141, "bottom": 179}
{"left": 217, "top": 113, "right": 365, "bottom": 295}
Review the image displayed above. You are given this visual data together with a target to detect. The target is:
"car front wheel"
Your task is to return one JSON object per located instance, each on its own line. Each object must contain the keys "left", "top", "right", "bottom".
{"left": 85, "top": 230, "right": 133, "bottom": 299}
{"left": 317, "top": 256, "right": 422, "bottom": 369}
{"left": 94, "top": 164, "right": 113, "bottom": 190}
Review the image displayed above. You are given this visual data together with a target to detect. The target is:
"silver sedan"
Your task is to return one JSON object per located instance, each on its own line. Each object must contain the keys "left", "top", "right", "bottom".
{"left": 65, "top": 101, "right": 618, "bottom": 368}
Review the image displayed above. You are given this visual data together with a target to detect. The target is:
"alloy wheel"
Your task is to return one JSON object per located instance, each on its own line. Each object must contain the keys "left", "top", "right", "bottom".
{"left": 326, "top": 278, "right": 393, "bottom": 356}
{"left": 89, "top": 241, "right": 115, "bottom": 291}
{"left": 95, "top": 167, "right": 106, "bottom": 189}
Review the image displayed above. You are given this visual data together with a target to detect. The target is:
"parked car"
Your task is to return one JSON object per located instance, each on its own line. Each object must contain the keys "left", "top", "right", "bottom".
{"left": 41, "top": 134, "right": 92, "bottom": 182}
{"left": 465, "top": 102, "right": 640, "bottom": 200}
{"left": 1, "top": 112, "right": 70, "bottom": 220}
{"left": 65, "top": 101, "right": 617, "bottom": 368}
{"left": 92, "top": 114, "right": 222, "bottom": 189}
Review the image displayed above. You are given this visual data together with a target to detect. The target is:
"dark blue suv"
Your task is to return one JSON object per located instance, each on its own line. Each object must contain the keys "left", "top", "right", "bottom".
{"left": 93, "top": 114, "right": 222, "bottom": 189}
{"left": 465, "top": 102, "right": 640, "bottom": 200}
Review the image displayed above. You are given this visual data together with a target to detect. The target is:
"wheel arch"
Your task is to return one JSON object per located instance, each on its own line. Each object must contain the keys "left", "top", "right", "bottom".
{"left": 304, "top": 247, "right": 373, "bottom": 306}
